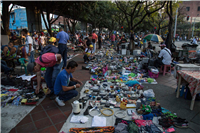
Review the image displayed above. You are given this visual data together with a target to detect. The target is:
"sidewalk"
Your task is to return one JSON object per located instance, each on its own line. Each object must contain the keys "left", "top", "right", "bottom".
{"left": 9, "top": 55, "right": 200, "bottom": 133}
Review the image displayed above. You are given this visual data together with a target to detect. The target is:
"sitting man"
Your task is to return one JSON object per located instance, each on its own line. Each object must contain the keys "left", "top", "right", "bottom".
{"left": 83, "top": 45, "right": 95, "bottom": 63}
{"left": 1, "top": 42, "right": 17, "bottom": 59}
{"left": 1, "top": 60, "right": 14, "bottom": 75}
{"left": 154, "top": 44, "right": 172, "bottom": 68}
{"left": 27, "top": 37, "right": 63, "bottom": 100}
{"left": 54, "top": 61, "right": 83, "bottom": 106}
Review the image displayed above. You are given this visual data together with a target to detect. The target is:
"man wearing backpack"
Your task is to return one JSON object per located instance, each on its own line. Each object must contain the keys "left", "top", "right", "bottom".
{"left": 56, "top": 28, "right": 69, "bottom": 69}
{"left": 27, "top": 37, "right": 63, "bottom": 100}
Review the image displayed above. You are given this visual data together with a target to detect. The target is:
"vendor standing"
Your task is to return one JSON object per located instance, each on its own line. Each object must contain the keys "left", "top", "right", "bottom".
{"left": 21, "top": 29, "right": 34, "bottom": 63}
{"left": 154, "top": 44, "right": 172, "bottom": 68}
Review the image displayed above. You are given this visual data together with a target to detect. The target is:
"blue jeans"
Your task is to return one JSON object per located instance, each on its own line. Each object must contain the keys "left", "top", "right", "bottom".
{"left": 57, "top": 81, "right": 78, "bottom": 102}
{"left": 58, "top": 44, "right": 67, "bottom": 68}
{"left": 92, "top": 42, "right": 96, "bottom": 52}
{"left": 28, "top": 51, "right": 35, "bottom": 63}
{"left": 45, "top": 61, "right": 63, "bottom": 93}
{"left": 1, "top": 60, "right": 11, "bottom": 74}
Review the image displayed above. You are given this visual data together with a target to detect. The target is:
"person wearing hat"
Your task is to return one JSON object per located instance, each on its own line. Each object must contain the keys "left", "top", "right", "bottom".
{"left": 154, "top": 44, "right": 172, "bottom": 68}
{"left": 83, "top": 44, "right": 95, "bottom": 63}
{"left": 27, "top": 37, "right": 63, "bottom": 99}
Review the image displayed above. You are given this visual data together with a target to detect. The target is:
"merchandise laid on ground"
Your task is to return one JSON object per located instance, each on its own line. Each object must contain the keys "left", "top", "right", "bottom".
{"left": 1, "top": 74, "right": 46, "bottom": 133}
{"left": 59, "top": 46, "right": 188, "bottom": 133}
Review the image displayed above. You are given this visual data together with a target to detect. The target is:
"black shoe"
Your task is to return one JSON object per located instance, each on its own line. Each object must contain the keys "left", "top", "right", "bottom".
{"left": 49, "top": 94, "right": 56, "bottom": 100}
{"left": 82, "top": 66, "right": 89, "bottom": 70}
{"left": 46, "top": 92, "right": 54, "bottom": 97}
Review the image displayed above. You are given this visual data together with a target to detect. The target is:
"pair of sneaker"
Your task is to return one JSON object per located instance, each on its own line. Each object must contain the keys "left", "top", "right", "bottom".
{"left": 55, "top": 97, "right": 65, "bottom": 106}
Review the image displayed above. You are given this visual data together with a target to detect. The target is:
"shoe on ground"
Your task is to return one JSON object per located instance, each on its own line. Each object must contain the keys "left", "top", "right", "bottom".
{"left": 50, "top": 94, "right": 57, "bottom": 100}
{"left": 46, "top": 92, "right": 54, "bottom": 97}
{"left": 55, "top": 97, "right": 65, "bottom": 106}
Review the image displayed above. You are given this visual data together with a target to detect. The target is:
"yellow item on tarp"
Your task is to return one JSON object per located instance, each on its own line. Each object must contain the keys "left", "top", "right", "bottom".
{"left": 21, "top": 99, "right": 27, "bottom": 104}
{"left": 1, "top": 94, "right": 8, "bottom": 97}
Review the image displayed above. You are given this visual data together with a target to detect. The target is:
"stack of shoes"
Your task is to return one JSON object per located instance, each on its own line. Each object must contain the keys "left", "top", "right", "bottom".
{"left": 158, "top": 117, "right": 173, "bottom": 129}
{"left": 172, "top": 117, "right": 189, "bottom": 128}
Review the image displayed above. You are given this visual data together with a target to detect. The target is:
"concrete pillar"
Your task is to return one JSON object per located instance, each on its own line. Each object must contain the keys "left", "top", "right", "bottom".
{"left": 26, "top": 5, "right": 42, "bottom": 33}
{"left": 81, "top": 21, "right": 87, "bottom": 33}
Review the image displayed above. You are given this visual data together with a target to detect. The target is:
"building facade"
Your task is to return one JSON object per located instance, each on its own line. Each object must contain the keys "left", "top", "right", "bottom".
{"left": 9, "top": 8, "right": 28, "bottom": 30}
{"left": 179, "top": 1, "right": 200, "bottom": 23}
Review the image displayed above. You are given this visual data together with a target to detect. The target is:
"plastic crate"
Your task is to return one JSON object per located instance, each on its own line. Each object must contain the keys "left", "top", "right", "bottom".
{"left": 148, "top": 70, "right": 159, "bottom": 79}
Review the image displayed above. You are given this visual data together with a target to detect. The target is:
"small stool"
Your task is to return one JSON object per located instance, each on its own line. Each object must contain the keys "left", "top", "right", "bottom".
{"left": 160, "top": 64, "right": 171, "bottom": 76}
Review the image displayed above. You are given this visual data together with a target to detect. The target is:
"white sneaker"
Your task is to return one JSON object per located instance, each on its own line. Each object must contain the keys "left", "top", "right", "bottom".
{"left": 55, "top": 97, "right": 65, "bottom": 106}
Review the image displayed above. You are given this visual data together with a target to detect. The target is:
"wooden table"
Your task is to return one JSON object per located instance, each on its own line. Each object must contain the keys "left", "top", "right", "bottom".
{"left": 176, "top": 70, "right": 200, "bottom": 110}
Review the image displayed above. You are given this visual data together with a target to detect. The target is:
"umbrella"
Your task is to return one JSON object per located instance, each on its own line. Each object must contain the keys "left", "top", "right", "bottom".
{"left": 143, "top": 34, "right": 163, "bottom": 43}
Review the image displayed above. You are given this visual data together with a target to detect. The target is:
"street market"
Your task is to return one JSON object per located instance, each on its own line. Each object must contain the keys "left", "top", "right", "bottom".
{"left": 1, "top": 1, "right": 200, "bottom": 133}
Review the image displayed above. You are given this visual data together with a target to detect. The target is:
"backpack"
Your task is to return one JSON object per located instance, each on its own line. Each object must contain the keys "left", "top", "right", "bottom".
{"left": 39, "top": 44, "right": 59, "bottom": 63}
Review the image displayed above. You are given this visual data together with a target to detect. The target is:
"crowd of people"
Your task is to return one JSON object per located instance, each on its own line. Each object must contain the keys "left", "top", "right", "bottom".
{"left": 1, "top": 28, "right": 176, "bottom": 106}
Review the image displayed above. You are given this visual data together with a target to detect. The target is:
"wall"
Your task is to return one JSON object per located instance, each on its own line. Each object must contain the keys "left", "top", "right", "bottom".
{"left": 9, "top": 8, "right": 28, "bottom": 30}
{"left": 180, "top": 1, "right": 200, "bottom": 23}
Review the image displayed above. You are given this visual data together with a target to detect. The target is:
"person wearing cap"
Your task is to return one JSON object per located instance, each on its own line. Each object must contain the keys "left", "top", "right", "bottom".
{"left": 56, "top": 28, "right": 69, "bottom": 69}
{"left": 154, "top": 44, "right": 172, "bottom": 68}
{"left": 21, "top": 29, "right": 34, "bottom": 63}
{"left": 54, "top": 60, "right": 83, "bottom": 106}
{"left": 83, "top": 44, "right": 95, "bottom": 63}
{"left": 27, "top": 37, "right": 63, "bottom": 99}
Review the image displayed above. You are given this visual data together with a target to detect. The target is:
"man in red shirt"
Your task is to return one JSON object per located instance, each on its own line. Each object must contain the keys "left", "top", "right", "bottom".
{"left": 92, "top": 30, "right": 98, "bottom": 52}
{"left": 27, "top": 37, "right": 63, "bottom": 99}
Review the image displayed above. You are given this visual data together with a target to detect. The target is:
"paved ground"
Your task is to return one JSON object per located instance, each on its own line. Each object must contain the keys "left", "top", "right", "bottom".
{"left": 8, "top": 54, "right": 200, "bottom": 133}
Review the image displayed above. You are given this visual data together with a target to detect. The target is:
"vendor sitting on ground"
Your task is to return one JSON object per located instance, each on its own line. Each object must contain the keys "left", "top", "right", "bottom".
{"left": 83, "top": 44, "right": 95, "bottom": 63}
{"left": 1, "top": 60, "right": 14, "bottom": 75}
{"left": 54, "top": 60, "right": 83, "bottom": 106}
{"left": 154, "top": 44, "right": 172, "bottom": 68}
{"left": 1, "top": 42, "right": 17, "bottom": 59}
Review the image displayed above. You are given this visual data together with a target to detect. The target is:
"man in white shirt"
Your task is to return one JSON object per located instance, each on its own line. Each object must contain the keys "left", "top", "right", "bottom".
{"left": 192, "top": 37, "right": 197, "bottom": 45}
{"left": 154, "top": 44, "right": 172, "bottom": 68}
{"left": 21, "top": 29, "right": 35, "bottom": 63}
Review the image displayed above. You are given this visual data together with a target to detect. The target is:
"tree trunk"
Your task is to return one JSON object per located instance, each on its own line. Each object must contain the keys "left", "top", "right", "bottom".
{"left": 1, "top": 1, "right": 13, "bottom": 35}
{"left": 166, "top": 1, "right": 173, "bottom": 49}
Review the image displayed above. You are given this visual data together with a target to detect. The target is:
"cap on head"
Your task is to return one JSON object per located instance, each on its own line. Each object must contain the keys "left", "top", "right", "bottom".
{"left": 159, "top": 44, "right": 166, "bottom": 47}
{"left": 89, "top": 45, "right": 93, "bottom": 48}
{"left": 27, "top": 62, "right": 35, "bottom": 73}
{"left": 49, "top": 37, "right": 56, "bottom": 43}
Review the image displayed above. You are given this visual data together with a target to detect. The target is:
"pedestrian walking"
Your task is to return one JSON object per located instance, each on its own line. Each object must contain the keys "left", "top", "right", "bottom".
{"left": 56, "top": 28, "right": 69, "bottom": 69}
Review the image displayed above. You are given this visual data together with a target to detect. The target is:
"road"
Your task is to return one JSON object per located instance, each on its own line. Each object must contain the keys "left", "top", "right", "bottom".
{"left": 152, "top": 41, "right": 200, "bottom": 53}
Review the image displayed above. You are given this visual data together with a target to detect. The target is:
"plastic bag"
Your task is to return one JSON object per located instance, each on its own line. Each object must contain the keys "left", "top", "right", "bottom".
{"left": 143, "top": 89, "right": 155, "bottom": 97}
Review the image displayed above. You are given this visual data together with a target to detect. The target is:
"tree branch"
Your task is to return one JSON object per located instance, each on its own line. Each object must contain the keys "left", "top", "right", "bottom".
{"left": 132, "top": 1, "right": 166, "bottom": 30}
